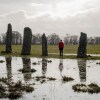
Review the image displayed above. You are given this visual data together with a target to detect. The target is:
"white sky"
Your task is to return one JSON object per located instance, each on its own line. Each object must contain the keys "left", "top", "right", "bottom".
{"left": 0, "top": 0, "right": 100, "bottom": 36}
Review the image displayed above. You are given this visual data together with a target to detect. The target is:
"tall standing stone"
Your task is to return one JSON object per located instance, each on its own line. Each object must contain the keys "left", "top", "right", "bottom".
{"left": 42, "top": 33, "right": 48, "bottom": 56}
{"left": 5, "top": 23, "right": 12, "bottom": 53}
{"left": 21, "top": 27, "right": 32, "bottom": 55}
{"left": 77, "top": 32, "right": 87, "bottom": 58}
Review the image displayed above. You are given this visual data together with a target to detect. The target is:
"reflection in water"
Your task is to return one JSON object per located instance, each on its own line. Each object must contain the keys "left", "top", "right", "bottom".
{"left": 42, "top": 58, "right": 47, "bottom": 76}
{"left": 6, "top": 56, "right": 12, "bottom": 83}
{"left": 22, "top": 58, "right": 31, "bottom": 81}
{"left": 77, "top": 60, "right": 86, "bottom": 82}
{"left": 59, "top": 59, "right": 63, "bottom": 77}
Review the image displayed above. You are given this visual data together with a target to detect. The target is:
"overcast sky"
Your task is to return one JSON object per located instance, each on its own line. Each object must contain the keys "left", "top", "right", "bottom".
{"left": 0, "top": 0, "right": 100, "bottom": 36}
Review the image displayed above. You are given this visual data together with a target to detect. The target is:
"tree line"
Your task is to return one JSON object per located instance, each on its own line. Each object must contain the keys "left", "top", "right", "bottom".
{"left": 0, "top": 31, "right": 100, "bottom": 45}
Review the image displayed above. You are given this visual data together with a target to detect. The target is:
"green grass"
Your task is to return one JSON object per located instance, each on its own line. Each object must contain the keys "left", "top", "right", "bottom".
{"left": 87, "top": 45, "right": 100, "bottom": 54}
{"left": 0, "top": 44, "right": 100, "bottom": 59}
{"left": 48, "top": 44, "right": 100, "bottom": 54}
{"left": 48, "top": 45, "right": 78, "bottom": 54}
{"left": 47, "top": 44, "right": 100, "bottom": 54}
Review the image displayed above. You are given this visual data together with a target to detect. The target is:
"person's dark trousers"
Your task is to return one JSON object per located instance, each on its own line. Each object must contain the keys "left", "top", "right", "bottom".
{"left": 59, "top": 48, "right": 63, "bottom": 56}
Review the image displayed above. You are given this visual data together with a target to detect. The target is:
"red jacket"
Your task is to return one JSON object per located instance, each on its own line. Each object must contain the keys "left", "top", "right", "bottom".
{"left": 59, "top": 41, "right": 64, "bottom": 48}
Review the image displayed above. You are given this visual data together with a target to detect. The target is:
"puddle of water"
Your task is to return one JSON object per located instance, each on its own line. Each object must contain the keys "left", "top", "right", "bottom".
{"left": 49, "top": 53, "right": 100, "bottom": 57}
{"left": 0, "top": 56, "right": 100, "bottom": 100}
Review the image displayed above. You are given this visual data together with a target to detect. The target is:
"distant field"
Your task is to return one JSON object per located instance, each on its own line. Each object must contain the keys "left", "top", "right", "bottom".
{"left": 0, "top": 44, "right": 100, "bottom": 56}
{"left": 48, "top": 44, "right": 100, "bottom": 54}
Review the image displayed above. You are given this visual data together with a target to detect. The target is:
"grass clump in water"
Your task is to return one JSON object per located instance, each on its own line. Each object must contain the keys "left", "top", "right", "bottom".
{"left": 18, "top": 68, "right": 36, "bottom": 73}
{"left": 8, "top": 81, "right": 23, "bottom": 99}
{"left": 47, "top": 77, "right": 56, "bottom": 81}
{"left": 0, "top": 60, "right": 5, "bottom": 63}
{"left": 40, "top": 80, "right": 46, "bottom": 84}
{"left": 34, "top": 76, "right": 56, "bottom": 83}
{"left": 8, "top": 91, "right": 22, "bottom": 99}
{"left": 35, "top": 76, "right": 46, "bottom": 80}
{"left": 9, "top": 80, "right": 34, "bottom": 93}
{"left": 96, "top": 62, "right": 100, "bottom": 65}
{"left": 0, "top": 78, "right": 35, "bottom": 99}
{"left": 72, "top": 83, "right": 100, "bottom": 94}
{"left": 0, "top": 84, "right": 6, "bottom": 92}
{"left": 32, "top": 62, "right": 37, "bottom": 65}
{"left": 22, "top": 85, "right": 34, "bottom": 93}
{"left": 72, "top": 84, "right": 87, "bottom": 92}
{"left": 88, "top": 83, "right": 100, "bottom": 94}
{"left": 62, "top": 76, "right": 74, "bottom": 82}
{"left": 0, "top": 84, "right": 8, "bottom": 98}
{"left": 0, "top": 77, "right": 8, "bottom": 85}
{"left": 0, "top": 80, "right": 35, "bottom": 99}
{"left": 35, "top": 76, "right": 46, "bottom": 82}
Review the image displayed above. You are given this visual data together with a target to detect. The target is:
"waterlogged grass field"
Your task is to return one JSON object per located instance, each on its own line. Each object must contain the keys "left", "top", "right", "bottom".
{"left": 0, "top": 57, "right": 100, "bottom": 100}
{"left": 0, "top": 44, "right": 100, "bottom": 55}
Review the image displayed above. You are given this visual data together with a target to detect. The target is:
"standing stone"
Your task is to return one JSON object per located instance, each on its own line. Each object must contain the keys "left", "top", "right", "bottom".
{"left": 42, "top": 33, "right": 48, "bottom": 56}
{"left": 77, "top": 32, "right": 87, "bottom": 58}
{"left": 5, "top": 23, "right": 12, "bottom": 53}
{"left": 21, "top": 27, "right": 32, "bottom": 55}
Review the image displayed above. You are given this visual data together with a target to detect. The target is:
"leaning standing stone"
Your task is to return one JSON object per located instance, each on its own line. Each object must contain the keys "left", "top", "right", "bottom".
{"left": 5, "top": 23, "right": 12, "bottom": 53}
{"left": 21, "top": 27, "right": 32, "bottom": 55}
{"left": 42, "top": 33, "right": 48, "bottom": 56}
{"left": 77, "top": 32, "right": 87, "bottom": 58}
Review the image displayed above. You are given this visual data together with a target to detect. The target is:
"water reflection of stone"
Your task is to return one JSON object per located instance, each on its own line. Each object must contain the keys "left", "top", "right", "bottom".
{"left": 6, "top": 56, "right": 12, "bottom": 83}
{"left": 22, "top": 58, "right": 31, "bottom": 81}
{"left": 59, "top": 59, "right": 63, "bottom": 77}
{"left": 77, "top": 60, "right": 86, "bottom": 82}
{"left": 42, "top": 58, "right": 47, "bottom": 76}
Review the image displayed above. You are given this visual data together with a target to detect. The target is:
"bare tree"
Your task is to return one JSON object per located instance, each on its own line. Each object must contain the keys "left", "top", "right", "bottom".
{"left": 48, "top": 33, "right": 61, "bottom": 45}
{"left": 12, "top": 31, "right": 22, "bottom": 45}
{"left": 64, "top": 34, "right": 78, "bottom": 45}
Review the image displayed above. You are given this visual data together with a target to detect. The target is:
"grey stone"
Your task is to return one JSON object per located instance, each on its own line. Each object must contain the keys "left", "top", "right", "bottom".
{"left": 77, "top": 32, "right": 87, "bottom": 58}
{"left": 21, "top": 27, "right": 32, "bottom": 55}
{"left": 42, "top": 33, "right": 48, "bottom": 56}
{"left": 5, "top": 23, "right": 12, "bottom": 53}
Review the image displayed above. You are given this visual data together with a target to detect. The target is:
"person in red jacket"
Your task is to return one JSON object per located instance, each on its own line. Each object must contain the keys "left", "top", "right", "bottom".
{"left": 59, "top": 40, "right": 64, "bottom": 56}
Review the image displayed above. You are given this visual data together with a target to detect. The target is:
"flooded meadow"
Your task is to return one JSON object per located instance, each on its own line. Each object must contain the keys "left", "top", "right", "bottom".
{"left": 0, "top": 56, "right": 100, "bottom": 100}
